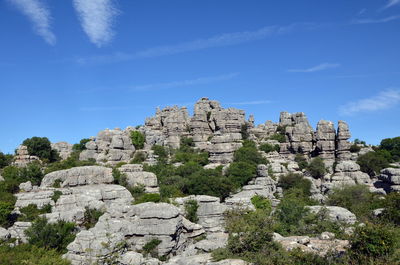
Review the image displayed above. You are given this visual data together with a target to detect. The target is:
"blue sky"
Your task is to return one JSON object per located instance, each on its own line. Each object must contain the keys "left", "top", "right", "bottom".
{"left": 1, "top": 0, "right": 400, "bottom": 154}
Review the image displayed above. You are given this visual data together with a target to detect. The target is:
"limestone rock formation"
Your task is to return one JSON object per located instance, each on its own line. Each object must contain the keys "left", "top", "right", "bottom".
{"left": 336, "top": 121, "right": 351, "bottom": 161}
{"left": 79, "top": 128, "right": 135, "bottom": 165}
{"left": 12, "top": 145, "right": 40, "bottom": 167}
{"left": 40, "top": 166, "right": 114, "bottom": 188}
{"left": 306, "top": 206, "right": 357, "bottom": 225}
{"left": 118, "top": 164, "right": 159, "bottom": 193}
{"left": 378, "top": 168, "right": 400, "bottom": 192}
{"left": 52, "top": 142, "right": 73, "bottom": 160}
{"left": 315, "top": 120, "right": 336, "bottom": 167}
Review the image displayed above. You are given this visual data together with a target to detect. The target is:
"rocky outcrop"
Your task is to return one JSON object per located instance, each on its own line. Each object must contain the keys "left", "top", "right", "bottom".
{"left": 40, "top": 166, "right": 113, "bottom": 188}
{"left": 328, "top": 161, "right": 371, "bottom": 189}
{"left": 52, "top": 142, "right": 73, "bottom": 160}
{"left": 378, "top": 168, "right": 400, "bottom": 192}
{"left": 12, "top": 145, "right": 40, "bottom": 167}
{"left": 79, "top": 129, "right": 135, "bottom": 165}
{"left": 208, "top": 133, "right": 242, "bottom": 164}
{"left": 8, "top": 222, "right": 32, "bottom": 244}
{"left": 65, "top": 202, "right": 205, "bottom": 265}
{"left": 306, "top": 206, "right": 357, "bottom": 225}
{"left": 336, "top": 121, "right": 351, "bottom": 161}
{"left": 315, "top": 120, "right": 336, "bottom": 167}
{"left": 118, "top": 164, "right": 159, "bottom": 193}
{"left": 273, "top": 232, "right": 349, "bottom": 257}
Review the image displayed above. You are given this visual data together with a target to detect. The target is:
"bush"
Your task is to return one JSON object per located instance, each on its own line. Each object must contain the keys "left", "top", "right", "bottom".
{"left": 82, "top": 207, "right": 104, "bottom": 229}
{"left": 349, "top": 144, "right": 361, "bottom": 153}
{"left": 294, "top": 154, "right": 308, "bottom": 171}
{"left": 2, "top": 162, "right": 44, "bottom": 186}
{"left": 184, "top": 200, "right": 199, "bottom": 223}
{"left": 72, "top": 138, "right": 91, "bottom": 152}
{"left": 0, "top": 201, "right": 17, "bottom": 228}
{"left": 130, "top": 151, "right": 147, "bottom": 163}
{"left": 0, "top": 244, "right": 71, "bottom": 265}
{"left": 279, "top": 173, "right": 312, "bottom": 196}
{"left": 269, "top": 133, "right": 286, "bottom": 143}
{"left": 251, "top": 195, "right": 272, "bottom": 212}
{"left": 51, "top": 191, "right": 62, "bottom": 203}
{"left": 18, "top": 204, "right": 52, "bottom": 222}
{"left": 152, "top": 145, "right": 169, "bottom": 163}
{"left": 307, "top": 157, "right": 326, "bottom": 178}
{"left": 349, "top": 223, "right": 398, "bottom": 258}
{"left": 326, "top": 185, "right": 383, "bottom": 221}
{"left": 134, "top": 193, "right": 161, "bottom": 204}
{"left": 380, "top": 136, "right": 400, "bottom": 161}
{"left": 25, "top": 217, "right": 76, "bottom": 253}
{"left": 174, "top": 138, "right": 208, "bottom": 165}
{"left": 22, "top": 137, "right": 59, "bottom": 162}
{"left": 0, "top": 152, "right": 13, "bottom": 169}
{"left": 381, "top": 192, "right": 400, "bottom": 225}
{"left": 44, "top": 151, "right": 96, "bottom": 174}
{"left": 259, "top": 143, "right": 280, "bottom": 153}
{"left": 130, "top": 131, "right": 145, "bottom": 149}
{"left": 142, "top": 238, "right": 162, "bottom": 256}
{"left": 240, "top": 124, "right": 249, "bottom": 140}
{"left": 357, "top": 150, "right": 391, "bottom": 177}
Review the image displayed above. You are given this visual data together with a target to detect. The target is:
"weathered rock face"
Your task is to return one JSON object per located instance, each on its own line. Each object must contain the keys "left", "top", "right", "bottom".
{"left": 8, "top": 222, "right": 31, "bottom": 244}
{"left": 336, "top": 121, "right": 351, "bottom": 161}
{"left": 315, "top": 120, "right": 336, "bottom": 165}
{"left": 208, "top": 133, "right": 242, "bottom": 164}
{"left": 144, "top": 106, "right": 191, "bottom": 149}
{"left": 40, "top": 166, "right": 114, "bottom": 188}
{"left": 328, "top": 161, "right": 371, "bottom": 189}
{"left": 378, "top": 168, "right": 400, "bottom": 192}
{"left": 273, "top": 232, "right": 349, "bottom": 257}
{"left": 306, "top": 206, "right": 357, "bottom": 225}
{"left": 79, "top": 128, "right": 135, "bottom": 165}
{"left": 118, "top": 164, "right": 159, "bottom": 193}
{"left": 280, "top": 112, "right": 314, "bottom": 156}
{"left": 12, "top": 145, "right": 40, "bottom": 167}
{"left": 65, "top": 202, "right": 205, "bottom": 265}
{"left": 52, "top": 142, "right": 73, "bottom": 160}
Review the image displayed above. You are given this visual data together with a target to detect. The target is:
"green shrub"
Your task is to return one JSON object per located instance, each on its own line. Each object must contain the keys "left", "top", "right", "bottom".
{"left": 44, "top": 152, "right": 96, "bottom": 174}
{"left": 152, "top": 145, "right": 169, "bottom": 163}
{"left": 0, "top": 201, "right": 17, "bottom": 228}
{"left": 25, "top": 217, "right": 76, "bottom": 253}
{"left": 142, "top": 238, "right": 162, "bottom": 256}
{"left": 112, "top": 168, "right": 128, "bottom": 187}
{"left": 381, "top": 192, "right": 400, "bottom": 225}
{"left": 294, "top": 154, "right": 308, "bottom": 171}
{"left": 82, "top": 207, "right": 104, "bottom": 229}
{"left": 307, "top": 157, "right": 326, "bottom": 178}
{"left": 51, "top": 191, "right": 63, "bottom": 203}
{"left": 22, "top": 137, "right": 59, "bottom": 162}
{"left": 251, "top": 195, "right": 272, "bottom": 212}
{"left": 380, "top": 136, "right": 400, "bottom": 161}
{"left": 134, "top": 193, "right": 161, "bottom": 204}
{"left": 349, "top": 144, "right": 361, "bottom": 153}
{"left": 52, "top": 179, "right": 62, "bottom": 188}
{"left": 2, "top": 162, "right": 44, "bottom": 186}
{"left": 349, "top": 223, "right": 398, "bottom": 258}
{"left": 18, "top": 204, "right": 52, "bottom": 222}
{"left": 0, "top": 152, "right": 13, "bottom": 169}
{"left": 326, "top": 185, "right": 383, "bottom": 221}
{"left": 130, "top": 131, "right": 145, "bottom": 149}
{"left": 72, "top": 138, "right": 91, "bottom": 152}
{"left": 130, "top": 151, "right": 147, "bottom": 163}
{"left": 357, "top": 151, "right": 391, "bottom": 177}
{"left": 259, "top": 143, "right": 280, "bottom": 153}
{"left": 0, "top": 244, "right": 71, "bottom": 265}
{"left": 269, "top": 133, "right": 286, "bottom": 143}
{"left": 173, "top": 140, "right": 209, "bottom": 166}
{"left": 128, "top": 184, "right": 146, "bottom": 199}
{"left": 184, "top": 200, "right": 199, "bottom": 223}
{"left": 278, "top": 173, "right": 312, "bottom": 197}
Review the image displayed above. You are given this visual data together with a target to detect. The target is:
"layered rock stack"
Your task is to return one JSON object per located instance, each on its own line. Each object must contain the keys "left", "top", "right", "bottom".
{"left": 51, "top": 142, "right": 73, "bottom": 160}
{"left": 315, "top": 120, "right": 336, "bottom": 167}
{"left": 336, "top": 121, "right": 352, "bottom": 161}
{"left": 79, "top": 129, "right": 135, "bottom": 166}
{"left": 12, "top": 145, "right": 40, "bottom": 167}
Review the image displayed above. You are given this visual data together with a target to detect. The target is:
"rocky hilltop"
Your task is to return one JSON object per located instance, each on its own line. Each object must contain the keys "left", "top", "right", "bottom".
{"left": 1, "top": 97, "right": 400, "bottom": 265}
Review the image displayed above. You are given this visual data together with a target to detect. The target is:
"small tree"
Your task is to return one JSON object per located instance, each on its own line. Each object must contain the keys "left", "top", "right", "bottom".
{"left": 22, "top": 137, "right": 59, "bottom": 162}
{"left": 357, "top": 151, "right": 390, "bottom": 176}
{"left": 184, "top": 200, "right": 199, "bottom": 223}
{"left": 72, "top": 138, "right": 91, "bottom": 152}
{"left": 130, "top": 131, "right": 145, "bottom": 149}
{"left": 259, "top": 143, "right": 280, "bottom": 153}
{"left": 307, "top": 157, "right": 326, "bottom": 178}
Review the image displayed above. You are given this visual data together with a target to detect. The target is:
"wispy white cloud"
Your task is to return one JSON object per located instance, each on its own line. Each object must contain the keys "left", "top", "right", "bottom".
{"left": 131, "top": 73, "right": 239, "bottom": 91}
{"left": 76, "top": 23, "right": 317, "bottom": 64}
{"left": 9, "top": 0, "right": 55, "bottom": 45}
{"left": 339, "top": 89, "right": 400, "bottom": 115}
{"left": 352, "top": 15, "right": 400, "bottom": 24}
{"left": 226, "top": 100, "right": 271, "bottom": 106}
{"left": 358, "top": 8, "right": 367, "bottom": 15}
{"left": 382, "top": 0, "right": 400, "bottom": 10}
{"left": 288, "top": 63, "right": 340, "bottom": 73}
{"left": 73, "top": 0, "right": 119, "bottom": 47}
